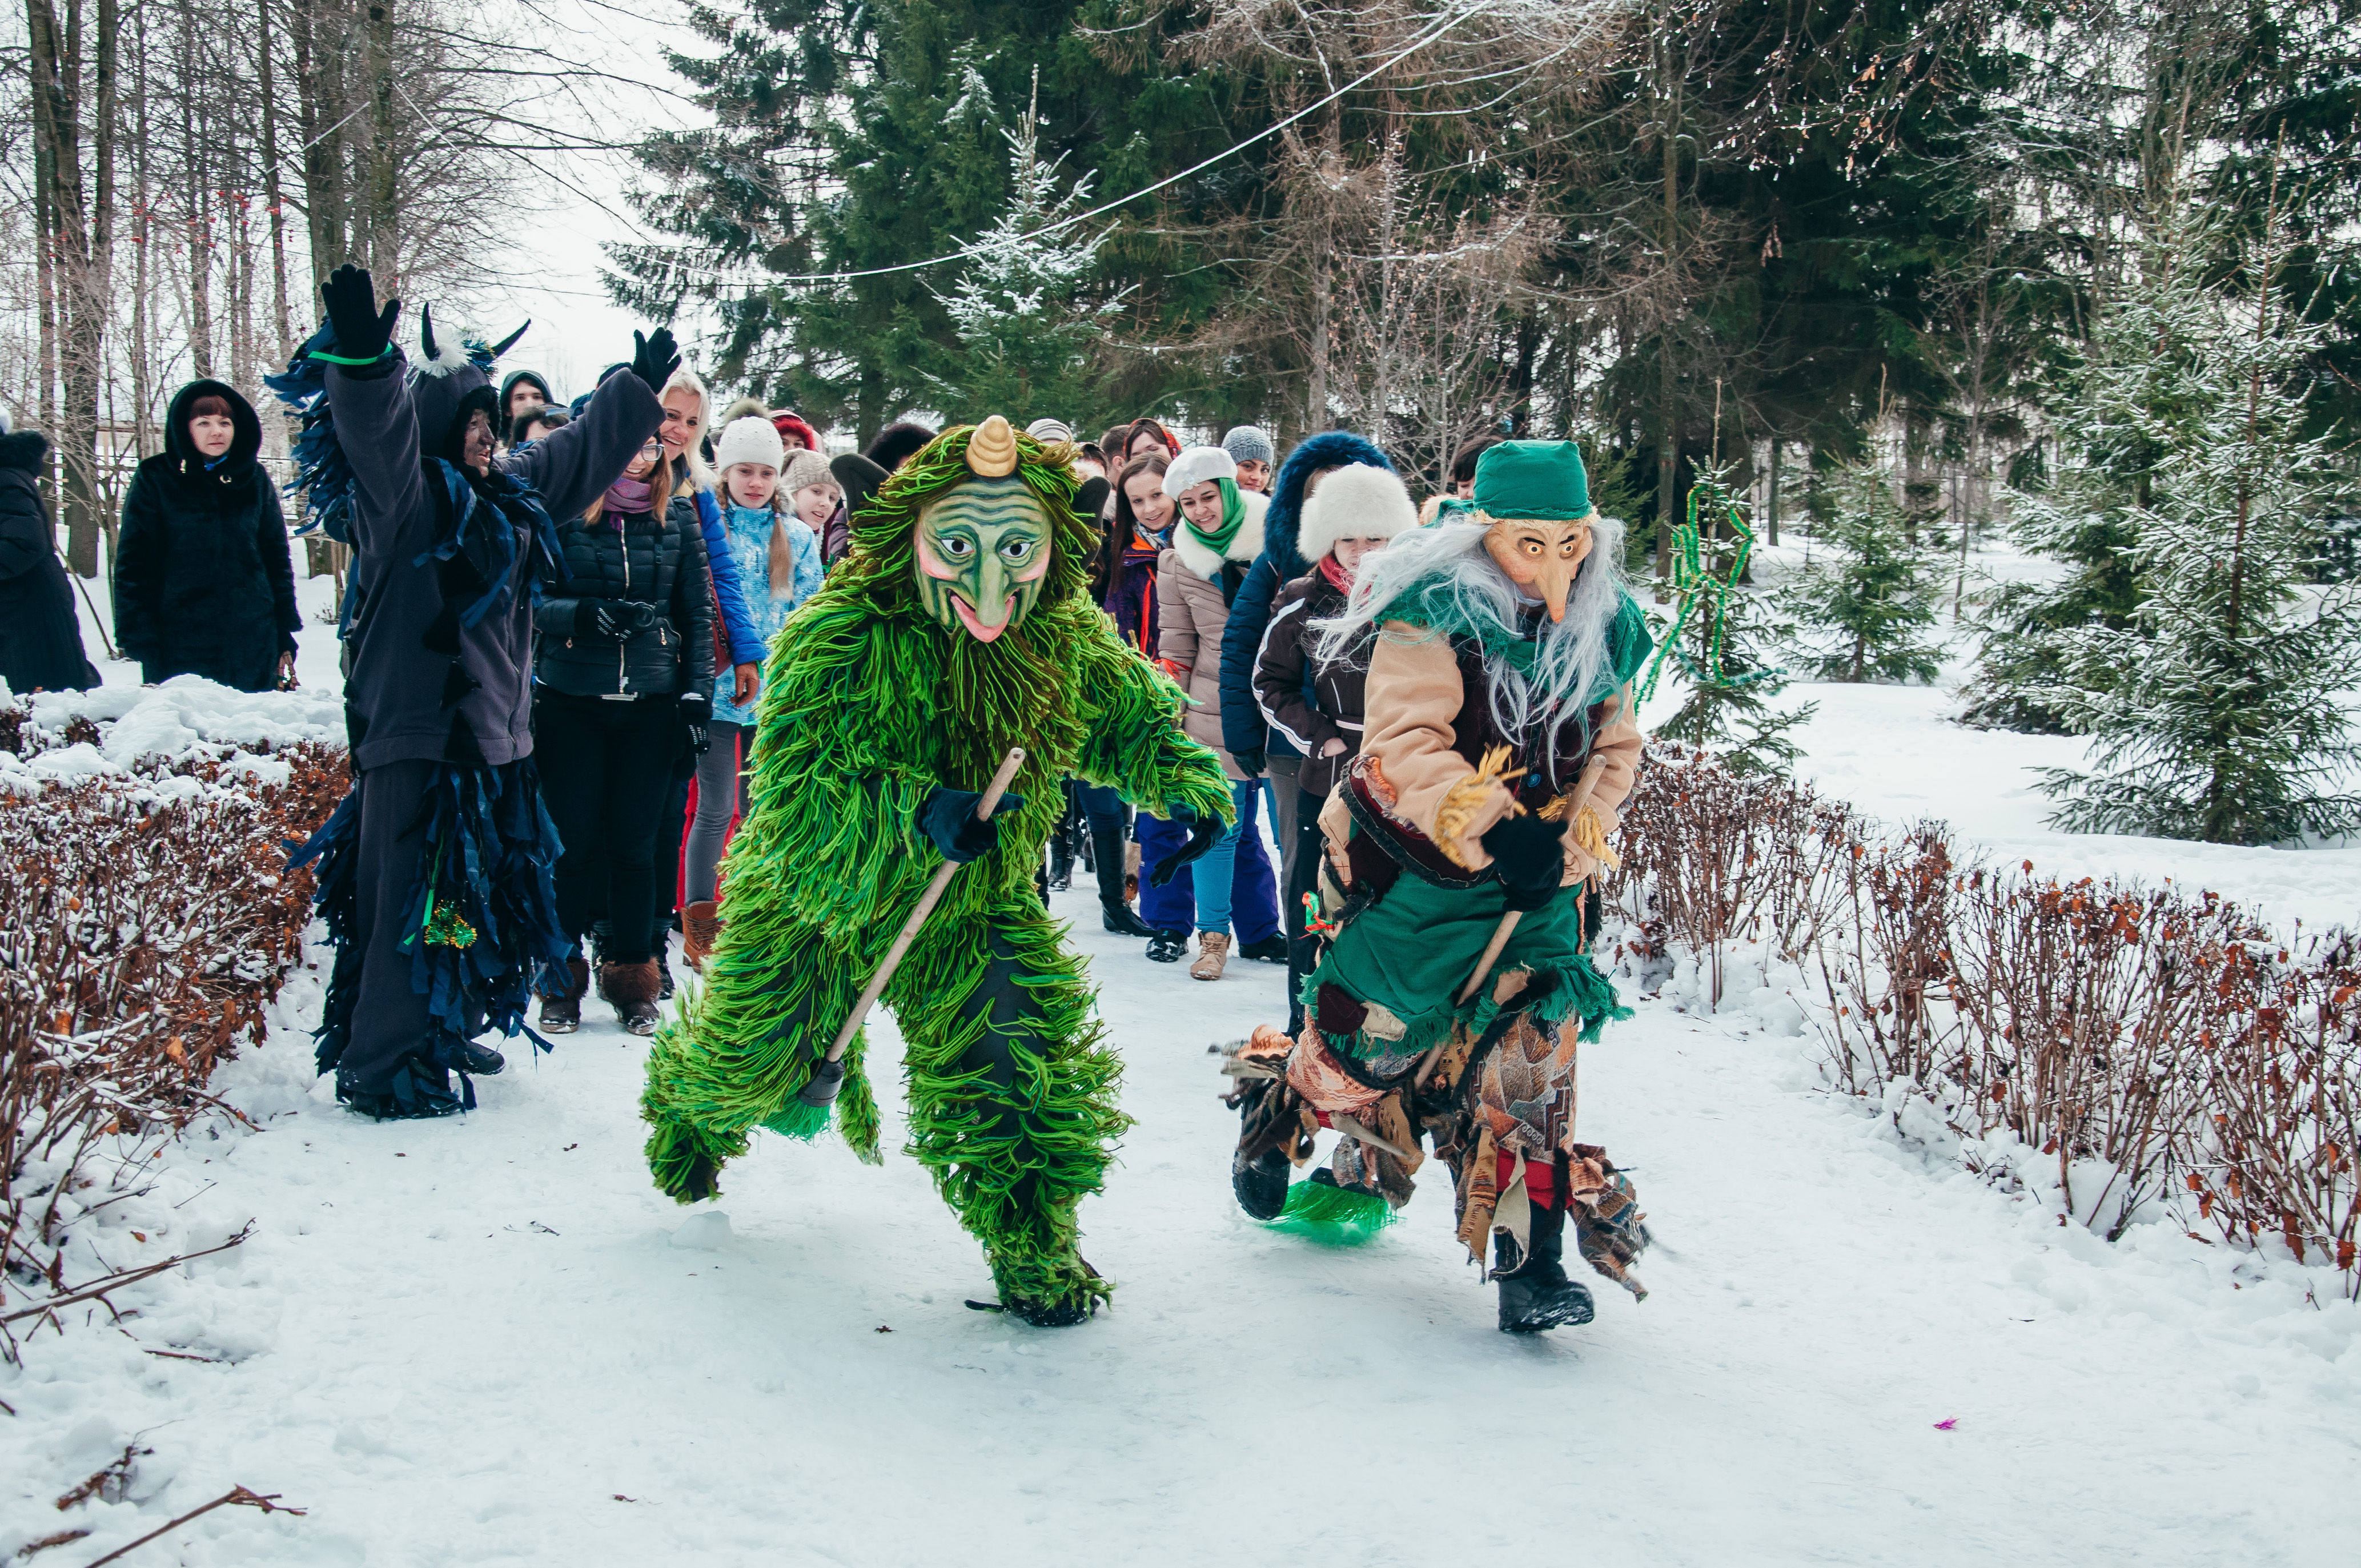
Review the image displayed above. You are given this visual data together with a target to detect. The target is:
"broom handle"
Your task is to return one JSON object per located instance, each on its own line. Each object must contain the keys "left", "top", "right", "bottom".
{"left": 823, "top": 747, "right": 1026, "bottom": 1064}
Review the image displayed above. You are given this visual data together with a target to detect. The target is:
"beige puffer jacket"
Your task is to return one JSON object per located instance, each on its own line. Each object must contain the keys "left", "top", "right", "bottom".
{"left": 1155, "top": 490, "right": 1268, "bottom": 782}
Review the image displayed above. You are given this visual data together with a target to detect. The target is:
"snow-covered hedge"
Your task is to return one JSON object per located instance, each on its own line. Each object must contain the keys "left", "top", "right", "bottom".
{"left": 1, "top": 682, "right": 346, "bottom": 1357}
{"left": 1607, "top": 743, "right": 2360, "bottom": 1297}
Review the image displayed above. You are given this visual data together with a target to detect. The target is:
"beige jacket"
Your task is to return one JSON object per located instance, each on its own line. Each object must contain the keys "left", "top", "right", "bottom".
{"left": 1317, "top": 622, "right": 1644, "bottom": 884}
{"left": 1156, "top": 492, "right": 1267, "bottom": 782}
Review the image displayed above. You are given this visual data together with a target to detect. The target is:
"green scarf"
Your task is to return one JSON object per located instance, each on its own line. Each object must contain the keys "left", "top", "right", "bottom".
{"left": 1182, "top": 477, "right": 1247, "bottom": 557}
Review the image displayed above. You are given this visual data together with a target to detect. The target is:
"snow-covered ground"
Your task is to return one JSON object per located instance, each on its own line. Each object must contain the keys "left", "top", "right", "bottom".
{"left": 7, "top": 542, "right": 2359, "bottom": 1563}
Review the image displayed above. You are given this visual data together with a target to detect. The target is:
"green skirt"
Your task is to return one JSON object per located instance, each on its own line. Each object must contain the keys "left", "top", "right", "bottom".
{"left": 1304, "top": 875, "right": 1627, "bottom": 1060}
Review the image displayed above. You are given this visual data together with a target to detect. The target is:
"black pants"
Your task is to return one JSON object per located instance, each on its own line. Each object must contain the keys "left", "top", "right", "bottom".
{"left": 338, "top": 758, "right": 475, "bottom": 1097}
{"left": 1285, "top": 783, "right": 1323, "bottom": 1034}
{"left": 536, "top": 690, "right": 678, "bottom": 964}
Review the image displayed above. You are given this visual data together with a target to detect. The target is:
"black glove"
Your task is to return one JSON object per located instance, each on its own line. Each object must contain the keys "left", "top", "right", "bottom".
{"left": 630, "top": 327, "right": 681, "bottom": 396}
{"left": 1231, "top": 746, "right": 1266, "bottom": 779}
{"left": 1074, "top": 475, "right": 1111, "bottom": 520}
{"left": 679, "top": 689, "right": 711, "bottom": 755}
{"left": 829, "top": 453, "right": 889, "bottom": 521}
{"left": 583, "top": 600, "right": 658, "bottom": 641}
{"left": 918, "top": 785, "right": 1028, "bottom": 864}
{"left": 320, "top": 264, "right": 399, "bottom": 362}
{"left": 1149, "top": 804, "right": 1222, "bottom": 888}
{"left": 1480, "top": 811, "right": 1566, "bottom": 911}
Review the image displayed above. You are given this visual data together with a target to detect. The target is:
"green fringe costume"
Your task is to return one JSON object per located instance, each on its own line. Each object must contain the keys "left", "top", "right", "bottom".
{"left": 640, "top": 421, "right": 1231, "bottom": 1323}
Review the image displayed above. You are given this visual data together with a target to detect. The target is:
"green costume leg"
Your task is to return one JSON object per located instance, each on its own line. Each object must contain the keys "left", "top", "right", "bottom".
{"left": 641, "top": 920, "right": 886, "bottom": 1201}
{"left": 888, "top": 894, "right": 1128, "bottom": 1320}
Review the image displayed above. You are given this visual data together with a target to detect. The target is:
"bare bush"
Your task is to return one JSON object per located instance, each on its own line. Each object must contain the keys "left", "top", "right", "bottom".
{"left": 1612, "top": 742, "right": 2361, "bottom": 1294}
{"left": 0, "top": 739, "right": 344, "bottom": 1357}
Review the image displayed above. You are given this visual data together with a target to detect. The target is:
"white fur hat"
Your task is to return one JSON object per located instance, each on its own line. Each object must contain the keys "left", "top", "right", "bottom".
{"left": 713, "top": 415, "right": 785, "bottom": 473}
{"left": 1297, "top": 463, "right": 1417, "bottom": 561}
{"left": 1163, "top": 444, "right": 1238, "bottom": 499}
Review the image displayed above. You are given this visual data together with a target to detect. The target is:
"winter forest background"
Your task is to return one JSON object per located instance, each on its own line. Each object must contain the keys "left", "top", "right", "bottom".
{"left": 6, "top": 4, "right": 2361, "bottom": 1558}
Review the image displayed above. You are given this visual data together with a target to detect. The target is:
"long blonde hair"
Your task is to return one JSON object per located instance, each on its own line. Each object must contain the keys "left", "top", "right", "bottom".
{"left": 576, "top": 365, "right": 712, "bottom": 527}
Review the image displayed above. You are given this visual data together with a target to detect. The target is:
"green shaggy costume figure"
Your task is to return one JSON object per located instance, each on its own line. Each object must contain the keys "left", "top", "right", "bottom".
{"left": 641, "top": 416, "right": 1231, "bottom": 1326}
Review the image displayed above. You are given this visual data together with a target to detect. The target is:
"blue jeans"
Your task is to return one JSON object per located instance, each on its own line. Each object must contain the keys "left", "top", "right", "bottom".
{"left": 1138, "top": 783, "right": 1281, "bottom": 941}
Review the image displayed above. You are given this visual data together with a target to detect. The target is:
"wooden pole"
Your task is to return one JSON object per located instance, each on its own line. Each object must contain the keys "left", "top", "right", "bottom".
{"left": 796, "top": 748, "right": 1026, "bottom": 1107}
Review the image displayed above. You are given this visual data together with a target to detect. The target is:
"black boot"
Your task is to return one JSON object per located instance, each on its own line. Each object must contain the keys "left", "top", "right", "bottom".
{"left": 1495, "top": 1202, "right": 1595, "bottom": 1333}
{"left": 433, "top": 1032, "right": 507, "bottom": 1077}
{"left": 1231, "top": 1146, "right": 1291, "bottom": 1220}
{"left": 1092, "top": 821, "right": 1154, "bottom": 936}
{"left": 1236, "top": 934, "right": 1288, "bottom": 963}
{"left": 1145, "top": 928, "right": 1188, "bottom": 963}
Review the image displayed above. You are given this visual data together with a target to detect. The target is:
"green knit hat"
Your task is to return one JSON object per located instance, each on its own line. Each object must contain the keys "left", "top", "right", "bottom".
{"left": 1471, "top": 440, "right": 1592, "bottom": 521}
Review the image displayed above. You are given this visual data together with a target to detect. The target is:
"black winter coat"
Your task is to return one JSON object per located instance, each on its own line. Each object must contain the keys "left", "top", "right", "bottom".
{"left": 113, "top": 380, "right": 301, "bottom": 691}
{"left": 1252, "top": 566, "right": 1374, "bottom": 798}
{"left": 0, "top": 430, "right": 99, "bottom": 694}
{"left": 534, "top": 489, "right": 715, "bottom": 698}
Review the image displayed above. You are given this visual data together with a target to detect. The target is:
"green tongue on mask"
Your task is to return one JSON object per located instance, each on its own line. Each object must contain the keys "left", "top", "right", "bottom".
{"left": 913, "top": 477, "right": 1051, "bottom": 643}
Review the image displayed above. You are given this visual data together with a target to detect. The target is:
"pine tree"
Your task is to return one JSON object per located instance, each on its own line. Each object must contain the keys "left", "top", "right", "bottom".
{"left": 2037, "top": 220, "right": 2361, "bottom": 845}
{"left": 926, "top": 71, "right": 1126, "bottom": 424}
{"left": 1783, "top": 463, "right": 1942, "bottom": 685}
{"left": 1645, "top": 467, "right": 1816, "bottom": 774}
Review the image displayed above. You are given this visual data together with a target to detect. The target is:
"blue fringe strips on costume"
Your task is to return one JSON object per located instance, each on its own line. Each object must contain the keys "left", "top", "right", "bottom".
{"left": 291, "top": 759, "right": 571, "bottom": 1108}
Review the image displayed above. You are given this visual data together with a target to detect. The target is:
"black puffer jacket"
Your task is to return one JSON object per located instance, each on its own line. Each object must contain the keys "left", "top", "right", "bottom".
{"left": 534, "top": 488, "right": 715, "bottom": 698}
{"left": 1252, "top": 566, "right": 1374, "bottom": 798}
{"left": 113, "top": 380, "right": 301, "bottom": 691}
{"left": 0, "top": 429, "right": 99, "bottom": 693}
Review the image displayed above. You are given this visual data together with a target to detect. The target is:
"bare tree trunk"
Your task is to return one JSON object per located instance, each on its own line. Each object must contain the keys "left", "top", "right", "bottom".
{"left": 363, "top": 0, "right": 400, "bottom": 290}
{"left": 1766, "top": 436, "right": 1781, "bottom": 548}
{"left": 1653, "top": 39, "right": 1680, "bottom": 582}
{"left": 180, "top": 0, "right": 215, "bottom": 380}
{"left": 259, "top": 0, "right": 295, "bottom": 364}
{"left": 29, "top": 0, "right": 109, "bottom": 576}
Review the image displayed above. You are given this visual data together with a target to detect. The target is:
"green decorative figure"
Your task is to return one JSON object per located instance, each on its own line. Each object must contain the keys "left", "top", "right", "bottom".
{"left": 640, "top": 416, "right": 1232, "bottom": 1326}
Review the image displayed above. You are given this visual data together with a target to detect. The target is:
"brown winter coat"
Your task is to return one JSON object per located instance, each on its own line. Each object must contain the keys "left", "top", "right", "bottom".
{"left": 1251, "top": 565, "right": 1371, "bottom": 798}
{"left": 1155, "top": 490, "right": 1267, "bottom": 781}
{"left": 1318, "top": 623, "right": 1644, "bottom": 887}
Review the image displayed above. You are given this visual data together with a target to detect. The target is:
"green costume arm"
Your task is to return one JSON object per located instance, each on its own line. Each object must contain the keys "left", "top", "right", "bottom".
{"left": 1071, "top": 609, "right": 1235, "bottom": 825}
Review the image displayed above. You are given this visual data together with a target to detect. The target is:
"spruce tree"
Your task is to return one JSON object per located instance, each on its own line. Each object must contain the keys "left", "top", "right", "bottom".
{"left": 1645, "top": 468, "right": 1816, "bottom": 774}
{"left": 2037, "top": 224, "right": 2361, "bottom": 845}
{"left": 927, "top": 73, "right": 1124, "bottom": 424}
{"left": 1783, "top": 463, "right": 1942, "bottom": 685}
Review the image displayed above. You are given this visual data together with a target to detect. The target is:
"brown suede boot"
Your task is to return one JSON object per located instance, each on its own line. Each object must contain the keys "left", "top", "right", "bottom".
{"left": 1189, "top": 931, "right": 1232, "bottom": 982}
{"left": 539, "top": 956, "right": 589, "bottom": 1035}
{"left": 600, "top": 959, "right": 663, "bottom": 1036}
{"left": 682, "top": 900, "right": 721, "bottom": 971}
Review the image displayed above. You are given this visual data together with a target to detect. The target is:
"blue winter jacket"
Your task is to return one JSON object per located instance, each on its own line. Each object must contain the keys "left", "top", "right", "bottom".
{"left": 1218, "top": 431, "right": 1395, "bottom": 761}
{"left": 708, "top": 501, "right": 822, "bottom": 725}
{"left": 692, "top": 487, "right": 767, "bottom": 669}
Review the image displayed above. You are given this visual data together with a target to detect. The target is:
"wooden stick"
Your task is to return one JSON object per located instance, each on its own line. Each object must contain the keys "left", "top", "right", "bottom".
{"left": 1328, "top": 1113, "right": 1417, "bottom": 1161}
{"left": 823, "top": 747, "right": 1026, "bottom": 1066}
{"left": 1455, "top": 909, "right": 1523, "bottom": 1005}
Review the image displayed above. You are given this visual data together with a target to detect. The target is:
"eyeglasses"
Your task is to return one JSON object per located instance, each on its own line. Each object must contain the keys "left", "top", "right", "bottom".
{"left": 637, "top": 441, "right": 664, "bottom": 459}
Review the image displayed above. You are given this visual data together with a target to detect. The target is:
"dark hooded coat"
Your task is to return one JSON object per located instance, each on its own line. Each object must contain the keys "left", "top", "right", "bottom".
{"left": 328, "top": 334, "right": 662, "bottom": 770}
{"left": 0, "top": 429, "right": 100, "bottom": 693}
{"left": 1217, "top": 431, "right": 1393, "bottom": 761}
{"left": 113, "top": 380, "right": 302, "bottom": 691}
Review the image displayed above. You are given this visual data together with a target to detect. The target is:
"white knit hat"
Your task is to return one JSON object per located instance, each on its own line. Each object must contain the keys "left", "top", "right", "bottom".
{"left": 1162, "top": 444, "right": 1238, "bottom": 499}
{"left": 1025, "top": 417, "right": 1073, "bottom": 445}
{"left": 1296, "top": 463, "right": 1416, "bottom": 561}
{"left": 713, "top": 415, "right": 785, "bottom": 473}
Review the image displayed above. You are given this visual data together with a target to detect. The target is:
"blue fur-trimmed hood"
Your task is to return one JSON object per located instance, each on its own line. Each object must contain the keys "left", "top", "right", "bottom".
{"left": 1260, "top": 430, "right": 1393, "bottom": 579}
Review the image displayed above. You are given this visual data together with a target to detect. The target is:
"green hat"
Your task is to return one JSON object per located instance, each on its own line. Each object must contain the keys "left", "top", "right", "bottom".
{"left": 1471, "top": 440, "right": 1592, "bottom": 521}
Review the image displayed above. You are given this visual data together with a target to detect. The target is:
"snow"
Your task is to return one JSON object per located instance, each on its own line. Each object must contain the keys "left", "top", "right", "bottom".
{"left": 7, "top": 536, "right": 2358, "bottom": 1562}
{"left": 6, "top": 890, "right": 2358, "bottom": 1563}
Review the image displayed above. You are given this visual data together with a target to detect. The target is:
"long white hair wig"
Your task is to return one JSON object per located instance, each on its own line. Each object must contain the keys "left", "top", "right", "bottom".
{"left": 1314, "top": 512, "right": 1632, "bottom": 762}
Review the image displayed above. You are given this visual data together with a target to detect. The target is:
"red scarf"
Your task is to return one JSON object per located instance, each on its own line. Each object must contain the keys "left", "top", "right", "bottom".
{"left": 1317, "top": 553, "right": 1354, "bottom": 594}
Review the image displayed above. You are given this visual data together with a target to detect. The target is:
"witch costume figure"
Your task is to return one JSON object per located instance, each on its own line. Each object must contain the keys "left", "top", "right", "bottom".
{"left": 640, "top": 417, "right": 1232, "bottom": 1326}
{"left": 1224, "top": 439, "right": 1655, "bottom": 1333}
{"left": 283, "top": 264, "right": 674, "bottom": 1120}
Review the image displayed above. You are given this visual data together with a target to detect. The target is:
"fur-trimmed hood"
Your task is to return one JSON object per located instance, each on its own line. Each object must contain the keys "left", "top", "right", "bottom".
{"left": 1170, "top": 487, "right": 1267, "bottom": 582}
{"left": 1261, "top": 430, "right": 1392, "bottom": 580}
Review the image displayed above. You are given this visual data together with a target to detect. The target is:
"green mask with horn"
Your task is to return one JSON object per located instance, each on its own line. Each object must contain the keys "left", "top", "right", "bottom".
{"left": 914, "top": 476, "right": 1053, "bottom": 642}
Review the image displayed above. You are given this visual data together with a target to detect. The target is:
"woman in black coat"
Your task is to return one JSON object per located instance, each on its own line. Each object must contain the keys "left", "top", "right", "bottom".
{"left": 113, "top": 379, "right": 302, "bottom": 690}
{"left": 530, "top": 435, "right": 715, "bottom": 1036}
{"left": 0, "top": 419, "right": 100, "bottom": 693}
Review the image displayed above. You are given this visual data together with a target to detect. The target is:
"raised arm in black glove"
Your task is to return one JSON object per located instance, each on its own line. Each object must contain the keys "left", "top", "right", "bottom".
{"left": 679, "top": 689, "right": 712, "bottom": 755}
{"left": 1149, "top": 802, "right": 1222, "bottom": 888}
{"left": 918, "top": 783, "right": 1027, "bottom": 864}
{"left": 582, "top": 600, "right": 658, "bottom": 641}
{"left": 319, "top": 264, "right": 400, "bottom": 363}
{"left": 630, "top": 327, "right": 681, "bottom": 396}
{"left": 1231, "top": 746, "right": 1266, "bottom": 779}
{"left": 1480, "top": 810, "right": 1567, "bottom": 911}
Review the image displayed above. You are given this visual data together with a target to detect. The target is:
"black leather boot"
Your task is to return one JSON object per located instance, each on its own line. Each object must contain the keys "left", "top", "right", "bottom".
{"left": 1094, "top": 821, "right": 1156, "bottom": 936}
{"left": 1231, "top": 1145, "right": 1291, "bottom": 1220}
{"left": 1495, "top": 1201, "right": 1595, "bottom": 1333}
